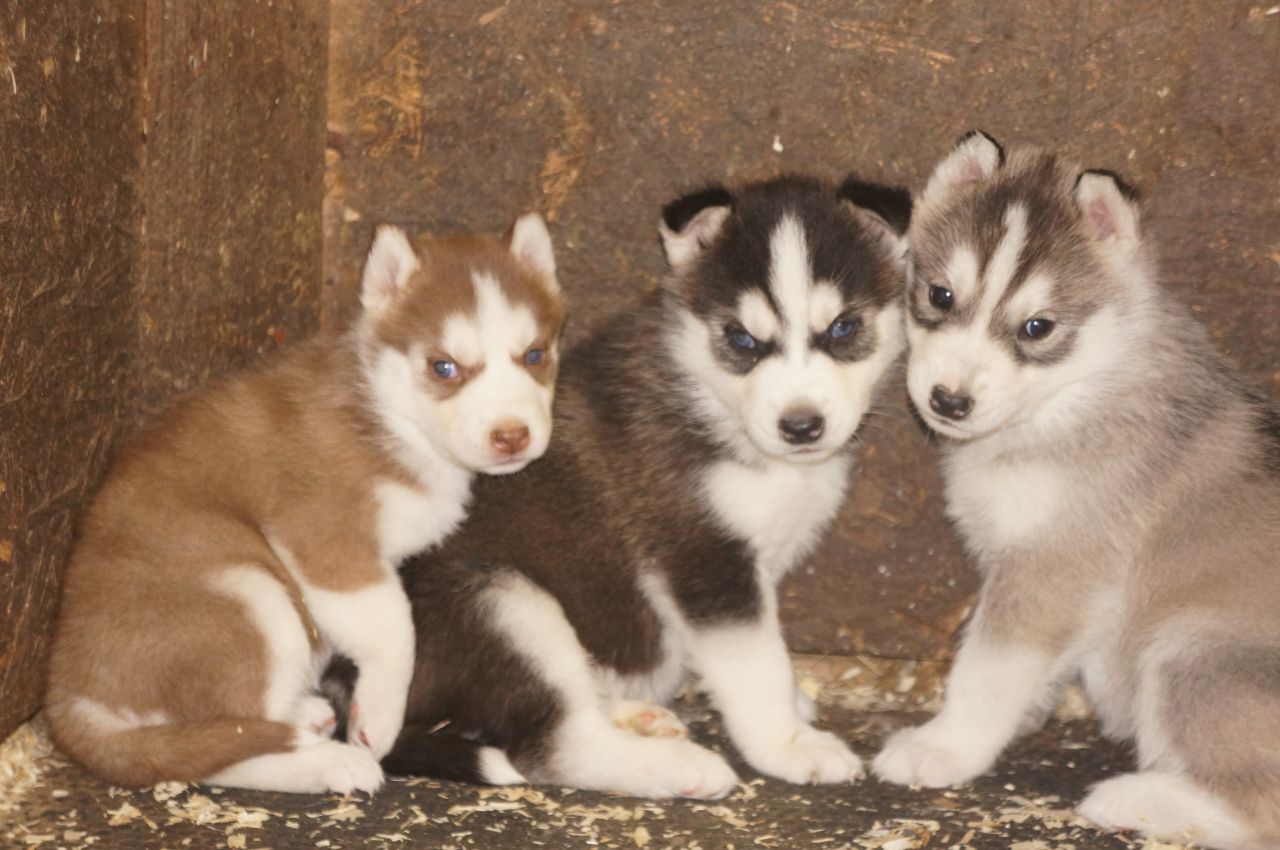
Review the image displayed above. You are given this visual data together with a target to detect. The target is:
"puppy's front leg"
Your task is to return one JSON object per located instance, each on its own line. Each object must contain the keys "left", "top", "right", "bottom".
{"left": 684, "top": 590, "right": 862, "bottom": 784}
{"left": 873, "top": 586, "right": 1066, "bottom": 788}
{"left": 306, "top": 576, "right": 414, "bottom": 759}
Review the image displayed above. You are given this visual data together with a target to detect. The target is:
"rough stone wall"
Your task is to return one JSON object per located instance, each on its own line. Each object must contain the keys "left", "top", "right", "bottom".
{"left": 0, "top": 0, "right": 328, "bottom": 740}
{"left": 325, "top": 1, "right": 1280, "bottom": 660}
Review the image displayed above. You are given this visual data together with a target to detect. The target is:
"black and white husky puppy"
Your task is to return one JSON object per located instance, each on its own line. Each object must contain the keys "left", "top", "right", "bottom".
{"left": 328, "top": 175, "right": 911, "bottom": 799}
{"left": 873, "top": 132, "right": 1280, "bottom": 850}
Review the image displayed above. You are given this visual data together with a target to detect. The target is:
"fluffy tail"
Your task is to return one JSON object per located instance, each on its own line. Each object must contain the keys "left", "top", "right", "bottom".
{"left": 383, "top": 724, "right": 525, "bottom": 786}
{"left": 48, "top": 702, "right": 295, "bottom": 787}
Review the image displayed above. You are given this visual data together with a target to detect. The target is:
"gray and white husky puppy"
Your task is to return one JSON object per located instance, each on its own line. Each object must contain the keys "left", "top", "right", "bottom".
{"left": 873, "top": 131, "right": 1280, "bottom": 850}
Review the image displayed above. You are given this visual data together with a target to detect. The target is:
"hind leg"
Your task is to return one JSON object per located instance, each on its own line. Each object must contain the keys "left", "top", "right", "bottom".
{"left": 1079, "top": 772, "right": 1253, "bottom": 849}
{"left": 1078, "top": 632, "right": 1279, "bottom": 849}
{"left": 483, "top": 572, "right": 738, "bottom": 799}
{"left": 208, "top": 730, "right": 383, "bottom": 794}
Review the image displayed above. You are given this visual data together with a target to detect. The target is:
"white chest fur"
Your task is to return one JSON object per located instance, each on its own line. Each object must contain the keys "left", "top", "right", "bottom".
{"left": 700, "top": 453, "right": 852, "bottom": 586}
{"left": 943, "top": 446, "right": 1071, "bottom": 556}
{"left": 375, "top": 467, "right": 474, "bottom": 566}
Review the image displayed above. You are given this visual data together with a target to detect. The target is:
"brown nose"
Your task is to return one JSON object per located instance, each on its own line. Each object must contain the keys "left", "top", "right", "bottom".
{"left": 490, "top": 423, "right": 530, "bottom": 456}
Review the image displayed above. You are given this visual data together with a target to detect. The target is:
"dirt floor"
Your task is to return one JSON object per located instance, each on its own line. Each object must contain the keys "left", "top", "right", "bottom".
{"left": 2, "top": 658, "right": 1193, "bottom": 850}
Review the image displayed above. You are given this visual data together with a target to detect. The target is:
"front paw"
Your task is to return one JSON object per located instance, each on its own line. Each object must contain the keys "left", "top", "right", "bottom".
{"left": 349, "top": 691, "right": 406, "bottom": 759}
{"left": 872, "top": 721, "right": 992, "bottom": 788}
{"left": 746, "top": 725, "right": 863, "bottom": 785}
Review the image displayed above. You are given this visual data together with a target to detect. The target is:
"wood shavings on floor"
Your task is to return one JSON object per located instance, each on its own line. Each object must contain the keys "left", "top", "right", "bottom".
{"left": 2, "top": 658, "right": 1197, "bottom": 850}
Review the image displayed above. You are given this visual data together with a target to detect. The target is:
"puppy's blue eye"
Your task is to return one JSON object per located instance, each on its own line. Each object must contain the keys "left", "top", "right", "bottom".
{"left": 524, "top": 348, "right": 544, "bottom": 366}
{"left": 1022, "top": 318, "right": 1055, "bottom": 340}
{"left": 928, "top": 285, "right": 954, "bottom": 310}
{"left": 431, "top": 359, "right": 459, "bottom": 379}
{"left": 726, "top": 326, "right": 758, "bottom": 351}
{"left": 828, "top": 317, "right": 858, "bottom": 339}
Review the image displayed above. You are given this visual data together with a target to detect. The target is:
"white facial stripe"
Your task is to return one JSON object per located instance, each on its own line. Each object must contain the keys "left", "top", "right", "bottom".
{"left": 978, "top": 203, "right": 1028, "bottom": 318}
{"left": 807, "top": 281, "right": 844, "bottom": 333}
{"left": 945, "top": 246, "right": 980, "bottom": 305}
{"left": 1006, "top": 272, "right": 1054, "bottom": 321}
{"left": 441, "top": 314, "right": 482, "bottom": 367}
{"left": 738, "top": 290, "right": 779, "bottom": 342}
{"left": 473, "top": 271, "right": 539, "bottom": 359}
{"left": 768, "top": 215, "right": 813, "bottom": 360}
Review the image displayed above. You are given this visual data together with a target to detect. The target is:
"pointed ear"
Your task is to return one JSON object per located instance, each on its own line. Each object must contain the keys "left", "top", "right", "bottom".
{"left": 361, "top": 225, "right": 420, "bottom": 316}
{"left": 1075, "top": 169, "right": 1141, "bottom": 255}
{"left": 658, "top": 185, "right": 734, "bottom": 273}
{"left": 509, "top": 212, "right": 559, "bottom": 292}
{"left": 920, "top": 130, "right": 1004, "bottom": 207}
{"left": 839, "top": 176, "right": 912, "bottom": 268}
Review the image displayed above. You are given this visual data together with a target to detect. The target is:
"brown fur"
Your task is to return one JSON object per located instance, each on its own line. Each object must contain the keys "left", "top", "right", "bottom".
{"left": 46, "top": 226, "right": 562, "bottom": 789}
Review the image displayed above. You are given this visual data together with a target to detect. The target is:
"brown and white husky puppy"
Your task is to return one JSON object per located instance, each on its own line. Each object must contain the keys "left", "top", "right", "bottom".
{"left": 873, "top": 132, "right": 1280, "bottom": 850}
{"left": 46, "top": 215, "right": 565, "bottom": 795}
{"left": 326, "top": 175, "right": 911, "bottom": 799}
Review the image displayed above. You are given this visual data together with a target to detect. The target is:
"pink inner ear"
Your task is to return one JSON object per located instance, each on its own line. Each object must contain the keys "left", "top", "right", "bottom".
{"left": 1088, "top": 197, "right": 1116, "bottom": 240}
{"left": 959, "top": 158, "right": 988, "bottom": 186}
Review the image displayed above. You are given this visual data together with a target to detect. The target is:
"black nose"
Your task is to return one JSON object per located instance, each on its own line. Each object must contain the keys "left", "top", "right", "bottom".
{"left": 779, "top": 412, "right": 825, "bottom": 445}
{"left": 929, "top": 385, "right": 973, "bottom": 420}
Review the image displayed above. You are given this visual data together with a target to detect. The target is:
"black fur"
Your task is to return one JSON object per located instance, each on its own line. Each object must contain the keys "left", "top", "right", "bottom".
{"left": 838, "top": 175, "right": 912, "bottom": 235}
{"left": 1077, "top": 167, "right": 1141, "bottom": 201}
{"left": 325, "top": 175, "right": 908, "bottom": 786}
{"left": 661, "top": 184, "right": 734, "bottom": 233}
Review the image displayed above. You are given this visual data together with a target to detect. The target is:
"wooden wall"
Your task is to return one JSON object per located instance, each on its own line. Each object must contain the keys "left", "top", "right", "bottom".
{"left": 0, "top": 0, "right": 328, "bottom": 741}
{"left": 325, "top": 0, "right": 1280, "bottom": 661}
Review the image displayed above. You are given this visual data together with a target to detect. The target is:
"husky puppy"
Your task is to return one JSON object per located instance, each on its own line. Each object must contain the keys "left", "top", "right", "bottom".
{"left": 46, "top": 215, "right": 564, "bottom": 795}
{"left": 325, "top": 175, "right": 911, "bottom": 799}
{"left": 873, "top": 132, "right": 1280, "bottom": 850}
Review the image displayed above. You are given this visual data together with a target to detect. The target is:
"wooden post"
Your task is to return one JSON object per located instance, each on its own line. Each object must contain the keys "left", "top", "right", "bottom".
{"left": 0, "top": 0, "right": 328, "bottom": 741}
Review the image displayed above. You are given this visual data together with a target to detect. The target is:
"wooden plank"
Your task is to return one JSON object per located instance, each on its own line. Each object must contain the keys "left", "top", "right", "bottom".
{"left": 0, "top": 0, "right": 328, "bottom": 741}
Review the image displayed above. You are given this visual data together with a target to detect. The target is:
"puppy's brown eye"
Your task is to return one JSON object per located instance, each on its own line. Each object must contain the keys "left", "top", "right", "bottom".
{"left": 1022, "top": 318, "right": 1055, "bottom": 340}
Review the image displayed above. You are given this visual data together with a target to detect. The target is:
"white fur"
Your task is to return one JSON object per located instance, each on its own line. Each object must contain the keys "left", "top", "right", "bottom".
{"left": 738, "top": 289, "right": 780, "bottom": 341}
{"left": 1076, "top": 173, "right": 1140, "bottom": 252}
{"left": 361, "top": 226, "right": 420, "bottom": 315}
{"left": 483, "top": 572, "right": 737, "bottom": 799}
{"left": 700, "top": 452, "right": 851, "bottom": 583}
{"left": 478, "top": 747, "right": 527, "bottom": 785}
{"left": 207, "top": 566, "right": 316, "bottom": 721}
{"left": 679, "top": 601, "right": 862, "bottom": 785}
{"left": 508, "top": 212, "right": 558, "bottom": 288}
{"left": 1078, "top": 772, "right": 1254, "bottom": 849}
{"left": 207, "top": 729, "right": 384, "bottom": 795}
{"left": 307, "top": 581, "right": 413, "bottom": 759}
{"left": 268, "top": 536, "right": 414, "bottom": 760}
{"left": 806, "top": 281, "right": 844, "bottom": 332}
{"left": 943, "top": 452, "right": 1071, "bottom": 551}
{"left": 374, "top": 477, "right": 472, "bottom": 566}
{"left": 874, "top": 640, "right": 1056, "bottom": 787}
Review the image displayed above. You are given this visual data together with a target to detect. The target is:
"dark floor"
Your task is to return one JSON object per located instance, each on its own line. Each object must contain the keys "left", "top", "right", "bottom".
{"left": 3, "top": 696, "right": 1176, "bottom": 850}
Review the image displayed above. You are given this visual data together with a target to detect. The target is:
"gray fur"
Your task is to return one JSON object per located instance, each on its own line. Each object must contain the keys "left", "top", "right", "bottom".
{"left": 878, "top": 136, "right": 1280, "bottom": 850}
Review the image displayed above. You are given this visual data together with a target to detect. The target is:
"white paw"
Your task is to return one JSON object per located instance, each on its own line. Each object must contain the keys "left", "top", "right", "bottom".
{"left": 349, "top": 687, "right": 406, "bottom": 759}
{"left": 316, "top": 741, "right": 385, "bottom": 795}
{"left": 292, "top": 695, "right": 338, "bottom": 738}
{"left": 610, "top": 700, "right": 688, "bottom": 738}
{"left": 1077, "top": 772, "right": 1251, "bottom": 847}
{"left": 747, "top": 725, "right": 863, "bottom": 785}
{"left": 872, "top": 722, "right": 990, "bottom": 788}
{"left": 643, "top": 739, "right": 739, "bottom": 800}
